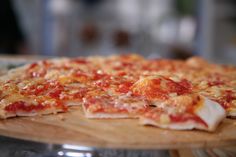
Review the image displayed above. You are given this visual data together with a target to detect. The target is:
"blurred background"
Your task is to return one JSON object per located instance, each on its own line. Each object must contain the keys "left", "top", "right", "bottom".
{"left": 0, "top": 0, "right": 236, "bottom": 64}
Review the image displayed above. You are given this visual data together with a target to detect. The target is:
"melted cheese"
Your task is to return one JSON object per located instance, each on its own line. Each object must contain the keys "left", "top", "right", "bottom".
{"left": 114, "top": 93, "right": 148, "bottom": 112}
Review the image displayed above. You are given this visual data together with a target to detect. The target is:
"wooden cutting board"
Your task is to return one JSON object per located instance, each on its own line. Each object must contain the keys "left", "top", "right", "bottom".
{"left": 0, "top": 106, "right": 235, "bottom": 149}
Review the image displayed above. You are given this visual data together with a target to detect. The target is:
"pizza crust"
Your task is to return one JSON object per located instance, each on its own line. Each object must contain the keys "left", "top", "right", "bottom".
{"left": 0, "top": 107, "right": 64, "bottom": 119}
{"left": 83, "top": 112, "right": 133, "bottom": 119}
{"left": 140, "top": 117, "right": 207, "bottom": 131}
{"left": 139, "top": 96, "right": 226, "bottom": 131}
{"left": 195, "top": 96, "right": 226, "bottom": 131}
{"left": 227, "top": 109, "right": 236, "bottom": 118}
{"left": 81, "top": 103, "right": 137, "bottom": 119}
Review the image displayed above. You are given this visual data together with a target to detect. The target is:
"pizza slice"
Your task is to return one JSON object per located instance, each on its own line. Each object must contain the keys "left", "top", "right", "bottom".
{"left": 184, "top": 58, "right": 236, "bottom": 117}
{"left": 0, "top": 80, "right": 68, "bottom": 118}
{"left": 131, "top": 75, "right": 192, "bottom": 102}
{"left": 198, "top": 85, "right": 236, "bottom": 117}
{"left": 139, "top": 94, "right": 225, "bottom": 131}
{"left": 131, "top": 75, "right": 226, "bottom": 131}
{"left": 0, "top": 58, "right": 94, "bottom": 119}
{"left": 82, "top": 88, "right": 150, "bottom": 118}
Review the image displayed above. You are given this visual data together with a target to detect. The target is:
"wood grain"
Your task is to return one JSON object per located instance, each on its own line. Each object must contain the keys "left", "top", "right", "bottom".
{"left": 0, "top": 106, "right": 235, "bottom": 149}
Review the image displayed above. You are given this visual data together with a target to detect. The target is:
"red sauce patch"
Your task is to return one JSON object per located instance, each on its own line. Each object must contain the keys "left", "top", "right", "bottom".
{"left": 170, "top": 114, "right": 207, "bottom": 127}
{"left": 166, "top": 78, "right": 192, "bottom": 95}
{"left": 117, "top": 71, "right": 127, "bottom": 76}
{"left": 178, "top": 79, "right": 192, "bottom": 91}
{"left": 5, "top": 101, "right": 47, "bottom": 112}
{"left": 225, "top": 90, "right": 235, "bottom": 103}
{"left": 21, "top": 83, "right": 49, "bottom": 96}
{"left": 116, "top": 81, "right": 134, "bottom": 93}
{"left": 208, "top": 80, "right": 224, "bottom": 86}
{"left": 21, "top": 81, "right": 62, "bottom": 96}
{"left": 48, "top": 87, "right": 63, "bottom": 99}
{"left": 94, "top": 80, "right": 110, "bottom": 89}
{"left": 74, "top": 70, "right": 88, "bottom": 78}
{"left": 217, "top": 90, "right": 235, "bottom": 109}
{"left": 71, "top": 88, "right": 88, "bottom": 99}
{"left": 72, "top": 58, "right": 88, "bottom": 64}
{"left": 92, "top": 71, "right": 111, "bottom": 80}
{"left": 28, "top": 63, "right": 38, "bottom": 70}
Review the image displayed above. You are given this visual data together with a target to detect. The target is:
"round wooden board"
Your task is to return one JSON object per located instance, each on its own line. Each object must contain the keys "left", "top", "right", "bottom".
{"left": 0, "top": 107, "right": 235, "bottom": 150}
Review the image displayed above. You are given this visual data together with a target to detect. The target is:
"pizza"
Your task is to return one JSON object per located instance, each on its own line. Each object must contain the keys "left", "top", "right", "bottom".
{"left": 0, "top": 54, "right": 235, "bottom": 132}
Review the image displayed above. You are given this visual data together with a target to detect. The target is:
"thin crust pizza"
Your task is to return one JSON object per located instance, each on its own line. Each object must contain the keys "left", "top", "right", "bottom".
{"left": 0, "top": 54, "right": 235, "bottom": 132}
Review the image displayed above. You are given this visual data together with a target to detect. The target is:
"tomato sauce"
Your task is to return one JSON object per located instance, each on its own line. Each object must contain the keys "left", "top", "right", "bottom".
{"left": 72, "top": 58, "right": 88, "bottom": 64}
{"left": 170, "top": 114, "right": 208, "bottom": 127}
{"left": 116, "top": 81, "right": 134, "bottom": 93}
{"left": 28, "top": 63, "right": 38, "bottom": 70}
{"left": 167, "top": 79, "right": 191, "bottom": 95}
{"left": 217, "top": 90, "right": 235, "bottom": 109}
{"left": 208, "top": 80, "right": 224, "bottom": 86}
{"left": 5, "top": 101, "right": 47, "bottom": 112}
{"left": 48, "top": 87, "right": 63, "bottom": 99}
